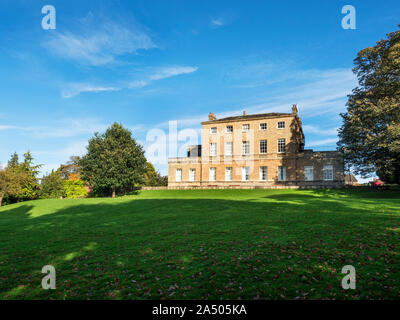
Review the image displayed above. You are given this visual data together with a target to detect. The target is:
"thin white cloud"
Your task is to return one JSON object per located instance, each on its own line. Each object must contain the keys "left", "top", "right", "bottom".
{"left": 303, "top": 125, "right": 339, "bottom": 136}
{"left": 306, "top": 138, "right": 338, "bottom": 147}
{"left": 149, "top": 66, "right": 198, "bottom": 80}
{"left": 45, "top": 15, "right": 156, "bottom": 66}
{"left": 128, "top": 80, "right": 148, "bottom": 88}
{"left": 62, "top": 83, "right": 120, "bottom": 98}
{"left": 0, "top": 118, "right": 108, "bottom": 139}
{"left": 0, "top": 125, "right": 20, "bottom": 131}
{"left": 211, "top": 18, "right": 224, "bottom": 27}
{"left": 61, "top": 66, "right": 198, "bottom": 98}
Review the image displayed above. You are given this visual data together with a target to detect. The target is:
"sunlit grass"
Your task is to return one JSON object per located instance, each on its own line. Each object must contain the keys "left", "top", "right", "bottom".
{"left": 0, "top": 188, "right": 399, "bottom": 299}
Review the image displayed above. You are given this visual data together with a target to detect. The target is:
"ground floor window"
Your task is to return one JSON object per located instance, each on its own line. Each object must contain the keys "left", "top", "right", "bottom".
{"left": 225, "top": 167, "right": 233, "bottom": 181}
{"left": 209, "top": 167, "right": 216, "bottom": 181}
{"left": 323, "top": 165, "right": 333, "bottom": 181}
{"left": 259, "top": 166, "right": 268, "bottom": 181}
{"left": 278, "top": 166, "right": 286, "bottom": 181}
{"left": 176, "top": 169, "right": 182, "bottom": 182}
{"left": 189, "top": 168, "right": 196, "bottom": 181}
{"left": 304, "top": 166, "right": 314, "bottom": 181}
{"left": 242, "top": 166, "right": 250, "bottom": 181}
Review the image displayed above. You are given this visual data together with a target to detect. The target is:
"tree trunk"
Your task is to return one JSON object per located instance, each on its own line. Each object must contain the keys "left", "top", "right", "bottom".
{"left": 112, "top": 188, "right": 116, "bottom": 198}
{"left": 0, "top": 195, "right": 3, "bottom": 207}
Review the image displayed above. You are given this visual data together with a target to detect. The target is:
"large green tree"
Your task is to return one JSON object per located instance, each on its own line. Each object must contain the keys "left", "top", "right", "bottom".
{"left": 79, "top": 123, "right": 147, "bottom": 197}
{"left": 1, "top": 152, "right": 41, "bottom": 204}
{"left": 39, "top": 169, "right": 64, "bottom": 199}
{"left": 0, "top": 169, "right": 11, "bottom": 206}
{"left": 338, "top": 26, "right": 400, "bottom": 183}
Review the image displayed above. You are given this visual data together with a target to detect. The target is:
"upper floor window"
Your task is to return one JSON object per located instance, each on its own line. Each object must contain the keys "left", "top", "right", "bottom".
{"left": 225, "top": 142, "right": 233, "bottom": 156}
{"left": 277, "top": 138, "right": 286, "bottom": 153}
{"left": 210, "top": 143, "right": 217, "bottom": 156}
{"left": 260, "top": 140, "right": 267, "bottom": 154}
{"left": 278, "top": 166, "right": 286, "bottom": 181}
{"left": 277, "top": 121, "right": 285, "bottom": 129}
{"left": 189, "top": 168, "right": 196, "bottom": 182}
{"left": 323, "top": 165, "right": 334, "bottom": 181}
{"left": 259, "top": 166, "right": 268, "bottom": 181}
{"left": 242, "top": 124, "right": 250, "bottom": 131}
{"left": 259, "top": 123, "right": 267, "bottom": 131}
{"left": 226, "top": 125, "right": 233, "bottom": 133}
{"left": 242, "top": 141, "right": 250, "bottom": 155}
{"left": 210, "top": 127, "right": 217, "bottom": 134}
{"left": 176, "top": 169, "right": 182, "bottom": 182}
{"left": 209, "top": 167, "right": 216, "bottom": 181}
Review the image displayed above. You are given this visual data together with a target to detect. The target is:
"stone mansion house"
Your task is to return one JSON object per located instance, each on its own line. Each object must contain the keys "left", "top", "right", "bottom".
{"left": 168, "top": 105, "right": 344, "bottom": 188}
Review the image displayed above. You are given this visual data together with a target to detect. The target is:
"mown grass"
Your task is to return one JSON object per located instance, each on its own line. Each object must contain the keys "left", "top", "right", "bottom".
{"left": 0, "top": 188, "right": 399, "bottom": 299}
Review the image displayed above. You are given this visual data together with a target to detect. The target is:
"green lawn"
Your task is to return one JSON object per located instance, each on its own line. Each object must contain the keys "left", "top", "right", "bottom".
{"left": 0, "top": 189, "right": 399, "bottom": 299}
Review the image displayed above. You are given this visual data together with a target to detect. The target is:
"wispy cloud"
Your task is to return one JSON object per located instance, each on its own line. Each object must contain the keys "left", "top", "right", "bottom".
{"left": 61, "top": 83, "right": 120, "bottom": 98}
{"left": 128, "top": 80, "right": 148, "bottom": 88}
{"left": 149, "top": 66, "right": 199, "bottom": 80}
{"left": 45, "top": 14, "right": 156, "bottom": 66}
{"left": 0, "top": 118, "right": 108, "bottom": 139}
{"left": 211, "top": 18, "right": 224, "bottom": 27}
{"left": 62, "top": 65, "right": 198, "bottom": 98}
{"left": 302, "top": 125, "right": 339, "bottom": 136}
{"left": 0, "top": 125, "right": 20, "bottom": 131}
{"left": 305, "top": 138, "right": 338, "bottom": 147}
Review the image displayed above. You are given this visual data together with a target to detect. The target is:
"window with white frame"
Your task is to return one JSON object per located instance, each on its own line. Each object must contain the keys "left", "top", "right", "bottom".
{"left": 242, "top": 124, "right": 250, "bottom": 131}
{"left": 225, "top": 142, "right": 233, "bottom": 156}
{"left": 242, "top": 141, "right": 250, "bottom": 155}
{"left": 189, "top": 168, "right": 196, "bottom": 181}
{"left": 210, "top": 127, "right": 217, "bottom": 134}
{"left": 209, "top": 167, "right": 216, "bottom": 181}
{"left": 277, "top": 138, "right": 286, "bottom": 153}
{"left": 260, "top": 140, "right": 267, "bottom": 154}
{"left": 304, "top": 166, "right": 314, "bottom": 181}
{"left": 176, "top": 169, "right": 182, "bottom": 182}
{"left": 226, "top": 125, "right": 233, "bottom": 133}
{"left": 242, "top": 167, "right": 250, "bottom": 181}
{"left": 259, "top": 123, "right": 267, "bottom": 131}
{"left": 278, "top": 166, "right": 286, "bottom": 181}
{"left": 277, "top": 121, "right": 285, "bottom": 129}
{"left": 210, "top": 143, "right": 217, "bottom": 156}
{"left": 259, "top": 166, "right": 268, "bottom": 181}
{"left": 225, "top": 167, "right": 233, "bottom": 181}
{"left": 323, "top": 165, "right": 334, "bottom": 181}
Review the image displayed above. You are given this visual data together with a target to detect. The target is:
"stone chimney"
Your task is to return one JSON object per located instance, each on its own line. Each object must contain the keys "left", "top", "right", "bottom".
{"left": 292, "top": 104, "right": 298, "bottom": 115}
{"left": 243, "top": 111, "right": 246, "bottom": 116}
{"left": 208, "top": 112, "right": 216, "bottom": 120}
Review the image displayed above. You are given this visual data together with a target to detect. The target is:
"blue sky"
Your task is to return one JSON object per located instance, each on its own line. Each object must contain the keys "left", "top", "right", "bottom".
{"left": 0, "top": 0, "right": 399, "bottom": 179}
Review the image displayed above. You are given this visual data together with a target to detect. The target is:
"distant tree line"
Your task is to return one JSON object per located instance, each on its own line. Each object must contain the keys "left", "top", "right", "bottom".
{"left": 0, "top": 123, "right": 167, "bottom": 206}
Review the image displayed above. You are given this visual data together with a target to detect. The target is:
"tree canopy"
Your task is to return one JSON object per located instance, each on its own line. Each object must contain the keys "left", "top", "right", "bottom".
{"left": 144, "top": 162, "right": 168, "bottom": 186}
{"left": 338, "top": 25, "right": 400, "bottom": 183}
{"left": 79, "top": 123, "right": 147, "bottom": 197}
{"left": 0, "top": 152, "right": 41, "bottom": 206}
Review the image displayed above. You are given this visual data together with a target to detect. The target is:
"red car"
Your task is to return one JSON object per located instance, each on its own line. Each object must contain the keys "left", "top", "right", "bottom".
{"left": 370, "top": 179, "right": 388, "bottom": 189}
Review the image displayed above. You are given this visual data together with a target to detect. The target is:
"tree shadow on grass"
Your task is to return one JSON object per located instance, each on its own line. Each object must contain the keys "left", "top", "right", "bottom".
{"left": 0, "top": 194, "right": 399, "bottom": 300}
